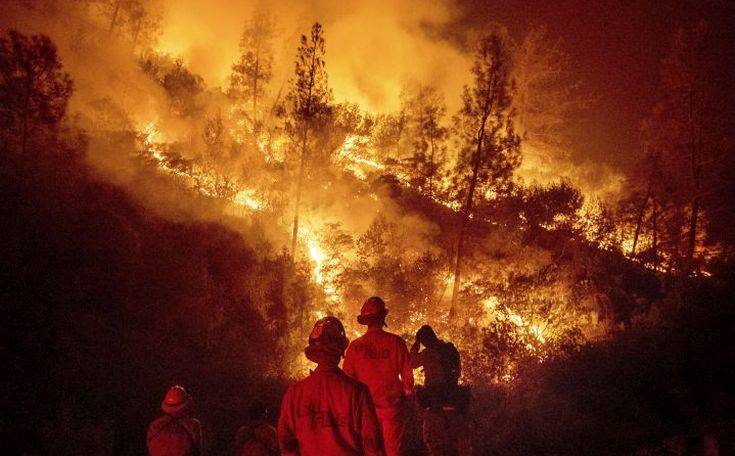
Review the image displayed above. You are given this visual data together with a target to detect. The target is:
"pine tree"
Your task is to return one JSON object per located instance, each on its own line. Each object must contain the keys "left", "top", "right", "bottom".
{"left": 449, "top": 34, "right": 520, "bottom": 316}
{"left": 228, "top": 11, "right": 274, "bottom": 139}
{"left": 401, "top": 85, "right": 448, "bottom": 199}
{"left": 0, "top": 30, "right": 72, "bottom": 154}
{"left": 284, "top": 22, "right": 332, "bottom": 259}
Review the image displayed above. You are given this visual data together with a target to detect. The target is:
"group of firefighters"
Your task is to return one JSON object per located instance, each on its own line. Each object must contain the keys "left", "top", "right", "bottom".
{"left": 147, "top": 296, "right": 470, "bottom": 455}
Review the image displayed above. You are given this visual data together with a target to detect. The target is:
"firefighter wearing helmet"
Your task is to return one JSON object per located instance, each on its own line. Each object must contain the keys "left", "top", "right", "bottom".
{"left": 343, "top": 297, "right": 414, "bottom": 456}
{"left": 147, "top": 385, "right": 204, "bottom": 456}
{"left": 278, "top": 316, "right": 385, "bottom": 455}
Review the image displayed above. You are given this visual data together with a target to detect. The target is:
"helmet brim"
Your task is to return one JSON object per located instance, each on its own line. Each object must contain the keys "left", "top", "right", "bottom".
{"left": 357, "top": 310, "right": 388, "bottom": 325}
{"left": 161, "top": 397, "right": 191, "bottom": 414}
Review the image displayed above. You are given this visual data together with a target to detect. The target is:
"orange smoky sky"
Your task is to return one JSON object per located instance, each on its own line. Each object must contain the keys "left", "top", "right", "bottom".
{"left": 156, "top": 0, "right": 469, "bottom": 113}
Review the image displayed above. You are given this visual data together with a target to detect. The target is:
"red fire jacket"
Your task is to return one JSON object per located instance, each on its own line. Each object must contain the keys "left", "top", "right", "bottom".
{"left": 343, "top": 327, "right": 414, "bottom": 410}
{"left": 278, "top": 364, "right": 384, "bottom": 455}
{"left": 147, "top": 414, "right": 202, "bottom": 456}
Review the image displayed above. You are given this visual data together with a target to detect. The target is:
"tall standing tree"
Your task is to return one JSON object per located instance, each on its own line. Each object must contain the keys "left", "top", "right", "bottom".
{"left": 162, "top": 59, "right": 203, "bottom": 117}
{"left": 285, "top": 22, "right": 332, "bottom": 259}
{"left": 642, "top": 21, "right": 732, "bottom": 275}
{"left": 0, "top": 30, "right": 72, "bottom": 155}
{"left": 401, "top": 85, "right": 448, "bottom": 199}
{"left": 449, "top": 34, "right": 520, "bottom": 316}
{"left": 373, "top": 107, "right": 409, "bottom": 159}
{"left": 512, "top": 26, "right": 584, "bottom": 159}
{"left": 228, "top": 11, "right": 275, "bottom": 140}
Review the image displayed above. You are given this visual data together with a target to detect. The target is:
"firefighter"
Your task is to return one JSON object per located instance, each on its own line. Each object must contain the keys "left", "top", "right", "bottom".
{"left": 410, "top": 325, "right": 470, "bottom": 456}
{"left": 233, "top": 403, "right": 278, "bottom": 456}
{"left": 147, "top": 385, "right": 203, "bottom": 456}
{"left": 343, "top": 297, "right": 414, "bottom": 456}
{"left": 278, "top": 316, "right": 384, "bottom": 455}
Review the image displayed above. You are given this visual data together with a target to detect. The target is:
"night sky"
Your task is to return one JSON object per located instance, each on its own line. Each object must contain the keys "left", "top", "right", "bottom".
{"left": 453, "top": 0, "right": 735, "bottom": 173}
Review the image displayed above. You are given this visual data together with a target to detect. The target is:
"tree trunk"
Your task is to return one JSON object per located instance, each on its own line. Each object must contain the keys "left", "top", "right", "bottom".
{"left": 651, "top": 196, "right": 659, "bottom": 268}
{"left": 449, "top": 113, "right": 490, "bottom": 318}
{"left": 686, "top": 195, "right": 700, "bottom": 274}
{"left": 252, "top": 51, "right": 259, "bottom": 130}
{"left": 132, "top": 19, "right": 141, "bottom": 49}
{"left": 21, "top": 69, "right": 32, "bottom": 155}
{"left": 427, "top": 125, "right": 436, "bottom": 199}
{"left": 291, "top": 127, "right": 308, "bottom": 258}
{"left": 684, "top": 88, "right": 702, "bottom": 276}
{"left": 630, "top": 182, "right": 651, "bottom": 257}
{"left": 108, "top": 0, "right": 121, "bottom": 35}
{"left": 290, "top": 45, "right": 317, "bottom": 261}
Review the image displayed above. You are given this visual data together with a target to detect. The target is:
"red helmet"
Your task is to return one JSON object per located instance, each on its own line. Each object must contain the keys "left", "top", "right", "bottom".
{"left": 161, "top": 385, "right": 191, "bottom": 414}
{"left": 305, "top": 316, "right": 349, "bottom": 361}
{"left": 357, "top": 296, "right": 388, "bottom": 325}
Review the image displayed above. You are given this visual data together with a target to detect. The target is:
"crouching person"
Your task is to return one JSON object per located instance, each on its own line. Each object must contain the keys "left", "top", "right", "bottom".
{"left": 147, "top": 385, "right": 203, "bottom": 456}
{"left": 278, "top": 316, "right": 385, "bottom": 455}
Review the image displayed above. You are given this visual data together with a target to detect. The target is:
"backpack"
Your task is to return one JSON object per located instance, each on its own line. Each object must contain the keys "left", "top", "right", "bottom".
{"left": 439, "top": 342, "right": 461, "bottom": 385}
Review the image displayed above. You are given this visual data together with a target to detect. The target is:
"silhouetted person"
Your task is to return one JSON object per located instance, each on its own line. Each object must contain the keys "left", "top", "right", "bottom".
{"left": 278, "top": 316, "right": 384, "bottom": 455}
{"left": 233, "top": 403, "right": 278, "bottom": 456}
{"left": 410, "top": 325, "right": 469, "bottom": 456}
{"left": 344, "top": 296, "right": 414, "bottom": 456}
{"left": 147, "top": 385, "right": 203, "bottom": 456}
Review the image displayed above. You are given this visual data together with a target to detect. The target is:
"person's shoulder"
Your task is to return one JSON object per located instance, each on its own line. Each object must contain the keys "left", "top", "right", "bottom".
{"left": 341, "top": 372, "right": 371, "bottom": 395}
{"left": 385, "top": 330, "right": 407, "bottom": 345}
{"left": 282, "top": 377, "right": 306, "bottom": 399}
{"left": 349, "top": 332, "right": 368, "bottom": 345}
{"left": 148, "top": 414, "right": 169, "bottom": 429}
{"left": 333, "top": 368, "right": 366, "bottom": 388}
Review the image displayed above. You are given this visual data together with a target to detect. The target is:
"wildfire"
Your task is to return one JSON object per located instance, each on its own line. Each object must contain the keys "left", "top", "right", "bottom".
{"left": 139, "top": 121, "right": 267, "bottom": 211}
{"left": 233, "top": 189, "right": 264, "bottom": 211}
{"left": 338, "top": 134, "right": 384, "bottom": 180}
{"left": 482, "top": 296, "right": 548, "bottom": 350}
{"left": 301, "top": 224, "right": 340, "bottom": 304}
{"left": 138, "top": 121, "right": 583, "bottom": 384}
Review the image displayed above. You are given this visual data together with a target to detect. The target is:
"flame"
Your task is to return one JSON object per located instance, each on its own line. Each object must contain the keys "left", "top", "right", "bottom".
{"left": 234, "top": 189, "right": 264, "bottom": 211}
{"left": 137, "top": 120, "right": 590, "bottom": 383}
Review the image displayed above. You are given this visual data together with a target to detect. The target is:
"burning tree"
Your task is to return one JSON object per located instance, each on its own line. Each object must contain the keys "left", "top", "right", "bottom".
{"left": 399, "top": 85, "right": 449, "bottom": 200}
{"left": 449, "top": 34, "right": 521, "bottom": 316}
{"left": 284, "top": 22, "right": 333, "bottom": 259}
{"left": 228, "top": 11, "right": 275, "bottom": 143}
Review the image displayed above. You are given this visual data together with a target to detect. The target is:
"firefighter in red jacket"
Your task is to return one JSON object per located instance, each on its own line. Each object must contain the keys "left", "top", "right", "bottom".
{"left": 278, "top": 316, "right": 384, "bottom": 455}
{"left": 147, "top": 385, "right": 203, "bottom": 456}
{"left": 343, "top": 297, "right": 414, "bottom": 456}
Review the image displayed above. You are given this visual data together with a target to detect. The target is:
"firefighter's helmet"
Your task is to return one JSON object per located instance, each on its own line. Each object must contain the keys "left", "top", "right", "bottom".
{"left": 161, "top": 385, "right": 192, "bottom": 414}
{"left": 357, "top": 296, "right": 388, "bottom": 325}
{"left": 305, "top": 316, "right": 349, "bottom": 361}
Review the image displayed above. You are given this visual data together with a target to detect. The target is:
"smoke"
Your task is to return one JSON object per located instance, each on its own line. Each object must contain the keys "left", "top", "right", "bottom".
{"left": 517, "top": 143, "right": 624, "bottom": 202}
{"left": 155, "top": 0, "right": 470, "bottom": 112}
{"left": 1, "top": 0, "right": 622, "bottom": 232}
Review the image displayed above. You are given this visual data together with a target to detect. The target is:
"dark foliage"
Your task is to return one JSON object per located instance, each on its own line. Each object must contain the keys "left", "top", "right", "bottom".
{"left": 473, "top": 279, "right": 735, "bottom": 455}
{"left": 0, "top": 137, "right": 289, "bottom": 455}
